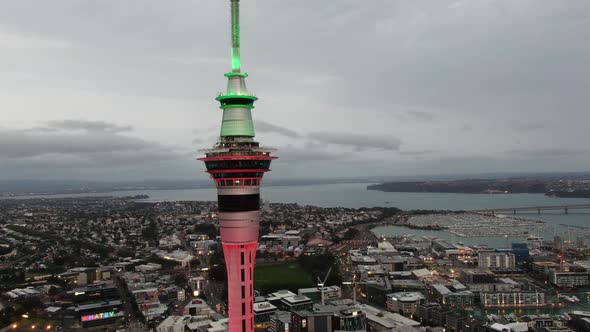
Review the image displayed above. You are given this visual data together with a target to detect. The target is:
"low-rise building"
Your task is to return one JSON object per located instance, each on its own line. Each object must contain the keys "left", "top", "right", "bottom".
{"left": 254, "top": 301, "right": 277, "bottom": 330}
{"left": 72, "top": 300, "right": 124, "bottom": 328}
{"left": 184, "top": 299, "right": 212, "bottom": 317}
{"left": 358, "top": 304, "right": 419, "bottom": 331}
{"left": 415, "top": 302, "right": 442, "bottom": 326}
{"left": 481, "top": 291, "right": 545, "bottom": 307}
{"left": 269, "top": 310, "right": 292, "bottom": 332}
{"left": 549, "top": 269, "right": 589, "bottom": 288}
{"left": 280, "top": 295, "right": 313, "bottom": 312}
{"left": 298, "top": 286, "right": 342, "bottom": 304}
{"left": 67, "top": 283, "right": 119, "bottom": 304}
{"left": 430, "top": 284, "right": 474, "bottom": 308}
{"left": 386, "top": 292, "right": 425, "bottom": 317}
{"left": 290, "top": 306, "right": 367, "bottom": 332}
{"left": 459, "top": 269, "right": 496, "bottom": 284}
{"left": 157, "top": 315, "right": 228, "bottom": 332}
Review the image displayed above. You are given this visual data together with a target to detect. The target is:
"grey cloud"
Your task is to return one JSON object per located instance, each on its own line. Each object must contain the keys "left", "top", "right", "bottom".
{"left": 83, "top": 150, "right": 194, "bottom": 168}
{"left": 459, "top": 124, "right": 473, "bottom": 132}
{"left": 511, "top": 123, "right": 550, "bottom": 132}
{"left": 396, "top": 110, "right": 435, "bottom": 123}
{"left": 308, "top": 132, "right": 402, "bottom": 151}
{"left": 0, "top": 121, "right": 196, "bottom": 180}
{"left": 0, "top": 153, "right": 197, "bottom": 180}
{"left": 42, "top": 120, "right": 133, "bottom": 133}
{"left": 274, "top": 145, "right": 346, "bottom": 163}
{"left": 0, "top": 129, "right": 152, "bottom": 158}
{"left": 399, "top": 149, "right": 438, "bottom": 156}
{"left": 505, "top": 148, "right": 588, "bottom": 158}
{"left": 256, "top": 120, "right": 300, "bottom": 138}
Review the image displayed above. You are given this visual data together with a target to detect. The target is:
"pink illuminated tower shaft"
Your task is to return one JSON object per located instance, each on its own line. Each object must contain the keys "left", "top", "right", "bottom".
{"left": 198, "top": 1, "right": 277, "bottom": 331}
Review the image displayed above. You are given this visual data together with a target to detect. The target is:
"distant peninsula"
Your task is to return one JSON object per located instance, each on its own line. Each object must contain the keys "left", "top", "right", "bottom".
{"left": 367, "top": 178, "right": 590, "bottom": 198}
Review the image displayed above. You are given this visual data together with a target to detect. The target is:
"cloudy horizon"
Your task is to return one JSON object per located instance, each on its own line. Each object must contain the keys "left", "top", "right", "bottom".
{"left": 1, "top": 0, "right": 589, "bottom": 181}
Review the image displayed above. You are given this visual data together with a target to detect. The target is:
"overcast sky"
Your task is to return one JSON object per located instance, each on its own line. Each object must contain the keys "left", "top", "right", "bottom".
{"left": 1, "top": 0, "right": 589, "bottom": 181}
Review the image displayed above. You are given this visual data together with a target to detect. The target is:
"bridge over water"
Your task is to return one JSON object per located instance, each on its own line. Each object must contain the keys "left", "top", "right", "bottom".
{"left": 472, "top": 204, "right": 590, "bottom": 215}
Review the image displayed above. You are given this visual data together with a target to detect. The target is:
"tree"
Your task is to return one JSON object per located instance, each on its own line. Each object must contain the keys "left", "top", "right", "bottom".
{"left": 209, "top": 265, "right": 227, "bottom": 282}
{"left": 194, "top": 223, "right": 217, "bottom": 239}
{"left": 48, "top": 286, "right": 59, "bottom": 297}
{"left": 189, "top": 258, "right": 201, "bottom": 269}
{"left": 142, "top": 219, "right": 158, "bottom": 245}
{"left": 298, "top": 252, "right": 342, "bottom": 286}
{"left": 173, "top": 274, "right": 187, "bottom": 286}
{"left": 19, "top": 297, "right": 42, "bottom": 312}
{"left": 342, "top": 228, "right": 359, "bottom": 241}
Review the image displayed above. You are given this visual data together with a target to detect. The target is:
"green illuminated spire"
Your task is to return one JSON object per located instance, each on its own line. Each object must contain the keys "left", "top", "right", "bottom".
{"left": 231, "top": 0, "right": 241, "bottom": 72}
{"left": 218, "top": 0, "right": 255, "bottom": 138}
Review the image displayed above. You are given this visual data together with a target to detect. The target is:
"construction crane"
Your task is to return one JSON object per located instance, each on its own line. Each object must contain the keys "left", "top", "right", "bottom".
{"left": 342, "top": 274, "right": 358, "bottom": 306}
{"left": 317, "top": 266, "right": 333, "bottom": 306}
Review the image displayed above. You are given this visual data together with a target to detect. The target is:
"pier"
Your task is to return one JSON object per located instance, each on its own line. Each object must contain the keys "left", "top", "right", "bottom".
{"left": 473, "top": 204, "right": 590, "bottom": 215}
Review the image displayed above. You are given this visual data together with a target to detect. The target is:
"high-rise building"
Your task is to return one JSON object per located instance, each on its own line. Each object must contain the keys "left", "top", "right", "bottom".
{"left": 576, "top": 237, "right": 586, "bottom": 249}
{"left": 478, "top": 250, "right": 516, "bottom": 270}
{"left": 554, "top": 236, "right": 565, "bottom": 253}
{"left": 198, "top": 1, "right": 277, "bottom": 331}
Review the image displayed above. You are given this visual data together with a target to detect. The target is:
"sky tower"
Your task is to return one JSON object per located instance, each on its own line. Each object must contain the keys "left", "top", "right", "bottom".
{"left": 198, "top": 1, "right": 277, "bottom": 331}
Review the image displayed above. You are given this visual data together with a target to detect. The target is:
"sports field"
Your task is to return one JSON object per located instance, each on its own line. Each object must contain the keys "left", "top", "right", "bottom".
{"left": 254, "top": 262, "right": 314, "bottom": 294}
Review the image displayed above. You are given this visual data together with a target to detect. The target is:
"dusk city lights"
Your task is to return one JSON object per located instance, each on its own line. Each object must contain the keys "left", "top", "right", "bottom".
{"left": 1, "top": 1, "right": 590, "bottom": 332}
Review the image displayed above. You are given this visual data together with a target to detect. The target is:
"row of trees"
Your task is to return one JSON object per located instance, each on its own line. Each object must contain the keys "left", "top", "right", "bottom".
{"left": 297, "top": 252, "right": 342, "bottom": 287}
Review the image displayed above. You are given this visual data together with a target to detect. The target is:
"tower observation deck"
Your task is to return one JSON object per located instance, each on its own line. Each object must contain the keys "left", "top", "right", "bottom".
{"left": 197, "top": 1, "right": 277, "bottom": 331}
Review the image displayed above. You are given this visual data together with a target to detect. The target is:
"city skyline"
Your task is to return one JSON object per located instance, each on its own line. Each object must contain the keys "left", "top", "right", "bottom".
{"left": 2, "top": 2, "right": 590, "bottom": 332}
{"left": 1, "top": 1, "right": 590, "bottom": 180}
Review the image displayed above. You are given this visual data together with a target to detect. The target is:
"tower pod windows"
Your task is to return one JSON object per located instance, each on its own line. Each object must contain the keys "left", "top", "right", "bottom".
{"left": 205, "top": 160, "right": 271, "bottom": 170}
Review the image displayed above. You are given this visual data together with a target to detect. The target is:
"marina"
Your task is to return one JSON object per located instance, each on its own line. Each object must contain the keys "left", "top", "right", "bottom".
{"left": 398, "top": 213, "right": 545, "bottom": 238}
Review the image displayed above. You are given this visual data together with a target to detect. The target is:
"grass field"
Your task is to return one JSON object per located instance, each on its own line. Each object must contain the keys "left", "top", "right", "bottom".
{"left": 254, "top": 261, "right": 314, "bottom": 294}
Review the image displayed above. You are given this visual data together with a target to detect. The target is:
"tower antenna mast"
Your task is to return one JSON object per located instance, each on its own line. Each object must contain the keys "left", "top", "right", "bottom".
{"left": 231, "top": 0, "right": 241, "bottom": 73}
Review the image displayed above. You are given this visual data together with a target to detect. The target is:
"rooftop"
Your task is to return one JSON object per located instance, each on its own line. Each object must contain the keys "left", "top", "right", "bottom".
{"left": 267, "top": 289, "right": 297, "bottom": 300}
{"left": 253, "top": 301, "right": 277, "bottom": 313}
{"left": 282, "top": 295, "right": 312, "bottom": 305}
{"left": 75, "top": 299, "right": 122, "bottom": 311}
{"left": 432, "top": 284, "right": 452, "bottom": 295}
{"left": 388, "top": 292, "right": 425, "bottom": 303}
{"left": 358, "top": 304, "right": 420, "bottom": 328}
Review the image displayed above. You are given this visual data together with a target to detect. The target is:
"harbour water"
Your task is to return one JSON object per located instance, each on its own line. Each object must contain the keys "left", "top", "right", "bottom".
{"left": 19, "top": 182, "right": 590, "bottom": 210}
{"left": 13, "top": 183, "right": 590, "bottom": 247}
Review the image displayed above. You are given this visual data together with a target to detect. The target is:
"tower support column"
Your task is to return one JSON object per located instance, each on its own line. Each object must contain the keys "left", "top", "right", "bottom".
{"left": 223, "top": 242, "right": 257, "bottom": 332}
